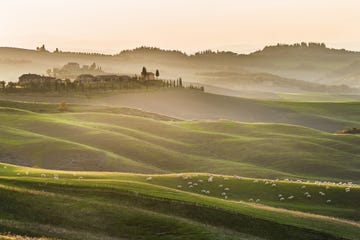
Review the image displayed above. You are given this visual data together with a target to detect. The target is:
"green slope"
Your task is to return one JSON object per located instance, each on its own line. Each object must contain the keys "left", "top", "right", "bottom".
{"left": 0, "top": 164, "right": 359, "bottom": 240}
{"left": 0, "top": 100, "right": 359, "bottom": 182}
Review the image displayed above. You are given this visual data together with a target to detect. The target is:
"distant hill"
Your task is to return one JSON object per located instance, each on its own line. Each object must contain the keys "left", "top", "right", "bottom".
{"left": 1, "top": 43, "right": 360, "bottom": 95}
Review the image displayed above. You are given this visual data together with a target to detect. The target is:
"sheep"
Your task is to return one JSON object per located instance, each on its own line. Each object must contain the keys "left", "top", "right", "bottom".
{"left": 224, "top": 196, "right": 228, "bottom": 200}
{"left": 249, "top": 198, "right": 254, "bottom": 202}
{"left": 345, "top": 188, "right": 351, "bottom": 192}
{"left": 187, "top": 181, "right": 193, "bottom": 185}
{"left": 188, "top": 185, "right": 193, "bottom": 188}
{"left": 25, "top": 171, "right": 29, "bottom": 176}
{"left": 288, "top": 196, "right": 294, "bottom": 200}
{"left": 280, "top": 197, "right": 285, "bottom": 201}
{"left": 325, "top": 186, "right": 330, "bottom": 190}
{"left": 218, "top": 184, "right": 223, "bottom": 188}
{"left": 319, "top": 191, "right": 325, "bottom": 196}
{"left": 304, "top": 192, "right": 309, "bottom": 195}
{"left": 301, "top": 185, "right": 306, "bottom": 189}
{"left": 255, "top": 199, "right": 260, "bottom": 203}
{"left": 221, "top": 192, "right": 227, "bottom": 196}
{"left": 198, "top": 179, "right": 204, "bottom": 183}
{"left": 193, "top": 183, "right": 198, "bottom": 186}
{"left": 208, "top": 176, "right": 214, "bottom": 182}
{"left": 326, "top": 200, "right": 332, "bottom": 203}
{"left": 177, "top": 185, "right": 182, "bottom": 188}
{"left": 79, "top": 176, "right": 83, "bottom": 180}
{"left": 41, "top": 173, "right": 46, "bottom": 178}
{"left": 201, "top": 189, "right": 206, "bottom": 193}
{"left": 271, "top": 183, "right": 277, "bottom": 187}
{"left": 224, "top": 177, "right": 229, "bottom": 181}
{"left": 306, "top": 194, "right": 311, "bottom": 198}
{"left": 146, "top": 176, "right": 152, "bottom": 181}
{"left": 253, "top": 180, "right": 259, "bottom": 183}
{"left": 224, "top": 187, "right": 230, "bottom": 191}
{"left": 206, "top": 190, "right": 210, "bottom": 194}
{"left": 16, "top": 172, "right": 20, "bottom": 176}
{"left": 278, "top": 194, "right": 283, "bottom": 197}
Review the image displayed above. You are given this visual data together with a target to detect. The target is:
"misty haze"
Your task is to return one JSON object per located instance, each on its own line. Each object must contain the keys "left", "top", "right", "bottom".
{"left": 0, "top": 1, "right": 359, "bottom": 240}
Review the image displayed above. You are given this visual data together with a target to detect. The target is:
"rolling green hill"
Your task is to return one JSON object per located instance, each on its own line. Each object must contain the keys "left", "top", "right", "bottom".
{"left": 0, "top": 163, "right": 359, "bottom": 240}
{"left": 0, "top": 99, "right": 359, "bottom": 182}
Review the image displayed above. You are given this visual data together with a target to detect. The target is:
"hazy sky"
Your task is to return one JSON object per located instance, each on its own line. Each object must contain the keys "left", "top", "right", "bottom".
{"left": 1, "top": 0, "right": 360, "bottom": 54}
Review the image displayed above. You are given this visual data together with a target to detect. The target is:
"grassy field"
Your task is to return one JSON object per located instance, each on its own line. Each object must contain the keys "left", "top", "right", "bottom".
{"left": 0, "top": 95, "right": 359, "bottom": 239}
{"left": 0, "top": 163, "right": 359, "bottom": 240}
{"left": 0, "top": 99, "right": 359, "bottom": 182}
{"left": 1, "top": 89, "right": 360, "bottom": 132}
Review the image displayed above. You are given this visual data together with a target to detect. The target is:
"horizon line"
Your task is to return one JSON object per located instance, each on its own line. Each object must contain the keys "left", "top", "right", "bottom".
{"left": 1, "top": 41, "right": 359, "bottom": 56}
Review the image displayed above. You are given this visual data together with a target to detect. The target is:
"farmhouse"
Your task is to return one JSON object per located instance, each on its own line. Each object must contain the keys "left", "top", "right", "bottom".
{"left": 18, "top": 74, "right": 63, "bottom": 86}
{"left": 143, "top": 72, "right": 155, "bottom": 80}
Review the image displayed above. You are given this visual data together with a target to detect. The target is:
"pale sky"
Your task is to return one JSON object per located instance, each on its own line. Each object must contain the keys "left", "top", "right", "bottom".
{"left": 1, "top": 0, "right": 360, "bottom": 54}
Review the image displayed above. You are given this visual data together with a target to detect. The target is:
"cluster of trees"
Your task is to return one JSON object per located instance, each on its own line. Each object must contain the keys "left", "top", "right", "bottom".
{"left": 1, "top": 73, "right": 204, "bottom": 94}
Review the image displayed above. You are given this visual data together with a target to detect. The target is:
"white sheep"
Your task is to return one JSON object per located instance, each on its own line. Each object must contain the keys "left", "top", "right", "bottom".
{"left": 255, "top": 199, "right": 260, "bottom": 203}
{"left": 224, "top": 196, "right": 228, "bottom": 199}
{"left": 146, "top": 176, "right": 152, "bottom": 181}
{"left": 218, "top": 184, "right": 223, "bottom": 188}
{"left": 288, "top": 196, "right": 294, "bottom": 200}
{"left": 326, "top": 199, "right": 331, "bottom": 203}
{"left": 221, "top": 192, "right": 227, "bottom": 196}
{"left": 278, "top": 194, "right": 283, "bottom": 197}
{"left": 208, "top": 176, "right": 214, "bottom": 182}
{"left": 249, "top": 198, "right": 254, "bottom": 202}
{"left": 271, "top": 183, "right": 276, "bottom": 187}
{"left": 224, "top": 187, "right": 230, "bottom": 191}
{"left": 177, "top": 185, "right": 182, "bottom": 188}
{"left": 301, "top": 185, "right": 306, "bottom": 189}
{"left": 280, "top": 197, "right": 285, "bottom": 201}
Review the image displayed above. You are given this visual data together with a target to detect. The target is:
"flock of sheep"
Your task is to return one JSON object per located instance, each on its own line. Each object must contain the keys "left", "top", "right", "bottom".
{"left": 145, "top": 173, "right": 356, "bottom": 205}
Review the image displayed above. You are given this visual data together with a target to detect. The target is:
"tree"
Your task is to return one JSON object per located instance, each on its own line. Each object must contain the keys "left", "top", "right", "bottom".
{"left": 0, "top": 81, "right": 5, "bottom": 92}
{"left": 155, "top": 69, "right": 160, "bottom": 78}
{"left": 141, "top": 67, "right": 147, "bottom": 78}
{"left": 58, "top": 102, "right": 69, "bottom": 112}
{"left": 90, "top": 62, "right": 97, "bottom": 71}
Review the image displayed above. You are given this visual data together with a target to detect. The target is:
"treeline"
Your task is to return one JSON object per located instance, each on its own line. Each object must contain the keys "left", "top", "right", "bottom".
{"left": 0, "top": 76, "right": 204, "bottom": 94}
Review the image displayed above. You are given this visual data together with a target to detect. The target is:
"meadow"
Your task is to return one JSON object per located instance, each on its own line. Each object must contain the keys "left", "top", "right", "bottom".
{"left": 0, "top": 98, "right": 359, "bottom": 182}
{"left": 0, "top": 163, "right": 359, "bottom": 240}
{"left": 0, "top": 92, "right": 359, "bottom": 239}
